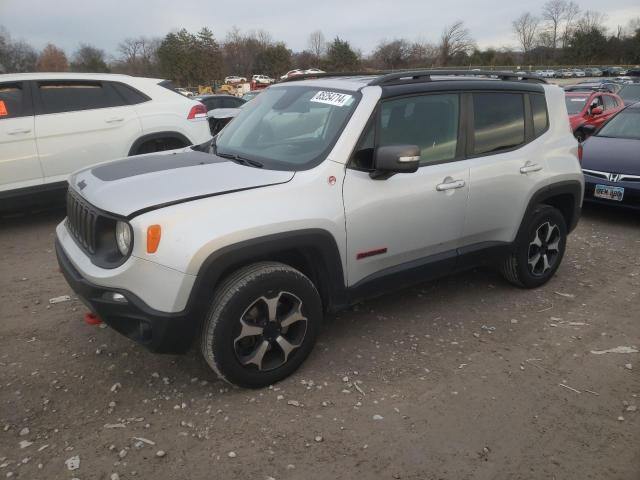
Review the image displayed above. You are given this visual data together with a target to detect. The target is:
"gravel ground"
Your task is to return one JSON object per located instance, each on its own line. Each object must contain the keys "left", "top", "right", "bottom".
{"left": 0, "top": 203, "right": 638, "bottom": 480}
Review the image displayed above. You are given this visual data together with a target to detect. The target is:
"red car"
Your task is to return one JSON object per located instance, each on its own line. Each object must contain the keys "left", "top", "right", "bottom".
{"left": 565, "top": 91, "right": 625, "bottom": 141}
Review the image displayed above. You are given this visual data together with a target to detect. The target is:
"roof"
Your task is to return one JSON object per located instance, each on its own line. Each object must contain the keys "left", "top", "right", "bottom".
{"left": 274, "top": 69, "right": 547, "bottom": 93}
{"left": 0, "top": 72, "right": 164, "bottom": 83}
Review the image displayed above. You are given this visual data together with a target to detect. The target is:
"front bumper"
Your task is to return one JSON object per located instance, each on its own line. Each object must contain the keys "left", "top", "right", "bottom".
{"left": 56, "top": 239, "right": 198, "bottom": 354}
{"left": 583, "top": 176, "right": 640, "bottom": 210}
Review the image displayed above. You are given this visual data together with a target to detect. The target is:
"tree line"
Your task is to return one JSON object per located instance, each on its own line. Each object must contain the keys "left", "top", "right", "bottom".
{"left": 1, "top": 5, "right": 639, "bottom": 87}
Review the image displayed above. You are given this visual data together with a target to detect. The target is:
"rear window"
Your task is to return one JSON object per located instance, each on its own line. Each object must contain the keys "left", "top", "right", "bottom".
{"left": 0, "top": 82, "right": 27, "bottom": 119}
{"left": 472, "top": 93, "right": 525, "bottom": 155}
{"left": 158, "top": 80, "right": 187, "bottom": 98}
{"left": 530, "top": 94, "right": 549, "bottom": 137}
{"left": 565, "top": 96, "right": 587, "bottom": 115}
{"left": 38, "top": 81, "right": 124, "bottom": 114}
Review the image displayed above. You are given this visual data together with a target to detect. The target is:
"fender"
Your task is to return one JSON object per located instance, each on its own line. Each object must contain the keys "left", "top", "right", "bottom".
{"left": 516, "top": 180, "right": 583, "bottom": 241}
{"left": 184, "top": 229, "right": 348, "bottom": 319}
{"left": 129, "top": 131, "right": 192, "bottom": 156}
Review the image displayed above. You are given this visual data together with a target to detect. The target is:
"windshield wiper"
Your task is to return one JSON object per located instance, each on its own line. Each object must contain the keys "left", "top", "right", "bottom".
{"left": 216, "top": 152, "right": 263, "bottom": 168}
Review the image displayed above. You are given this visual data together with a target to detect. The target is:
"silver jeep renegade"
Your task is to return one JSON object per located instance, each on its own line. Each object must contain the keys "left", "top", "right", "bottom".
{"left": 56, "top": 71, "right": 584, "bottom": 388}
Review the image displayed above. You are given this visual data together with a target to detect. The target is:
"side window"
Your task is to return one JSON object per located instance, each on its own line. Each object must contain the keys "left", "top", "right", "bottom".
{"left": 0, "top": 82, "right": 28, "bottom": 119}
{"left": 530, "top": 94, "right": 549, "bottom": 137}
{"left": 473, "top": 93, "right": 525, "bottom": 155}
{"left": 111, "top": 82, "right": 150, "bottom": 105}
{"left": 591, "top": 95, "right": 603, "bottom": 109}
{"left": 379, "top": 93, "right": 459, "bottom": 165}
{"left": 603, "top": 95, "right": 616, "bottom": 110}
{"left": 38, "top": 81, "right": 122, "bottom": 115}
{"left": 351, "top": 120, "right": 375, "bottom": 170}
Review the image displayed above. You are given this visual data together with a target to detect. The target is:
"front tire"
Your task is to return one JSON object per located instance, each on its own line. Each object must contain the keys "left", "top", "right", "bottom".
{"left": 501, "top": 205, "right": 567, "bottom": 288}
{"left": 200, "top": 262, "right": 322, "bottom": 388}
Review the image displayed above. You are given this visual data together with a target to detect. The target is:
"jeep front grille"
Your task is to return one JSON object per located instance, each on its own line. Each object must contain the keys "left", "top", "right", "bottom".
{"left": 66, "top": 190, "right": 98, "bottom": 254}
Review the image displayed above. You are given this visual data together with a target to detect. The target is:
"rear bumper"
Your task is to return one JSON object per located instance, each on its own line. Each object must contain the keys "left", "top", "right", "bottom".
{"left": 56, "top": 239, "right": 198, "bottom": 354}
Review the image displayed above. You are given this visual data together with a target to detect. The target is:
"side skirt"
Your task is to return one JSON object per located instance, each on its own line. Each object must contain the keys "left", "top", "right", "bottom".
{"left": 341, "top": 241, "right": 511, "bottom": 308}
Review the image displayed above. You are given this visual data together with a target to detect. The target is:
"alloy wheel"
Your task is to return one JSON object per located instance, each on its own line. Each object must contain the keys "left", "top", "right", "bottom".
{"left": 233, "top": 291, "right": 308, "bottom": 371}
{"left": 527, "top": 221, "right": 561, "bottom": 277}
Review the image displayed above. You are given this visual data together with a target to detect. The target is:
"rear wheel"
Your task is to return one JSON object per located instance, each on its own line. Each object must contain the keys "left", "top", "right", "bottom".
{"left": 200, "top": 262, "right": 322, "bottom": 388}
{"left": 501, "top": 205, "right": 567, "bottom": 288}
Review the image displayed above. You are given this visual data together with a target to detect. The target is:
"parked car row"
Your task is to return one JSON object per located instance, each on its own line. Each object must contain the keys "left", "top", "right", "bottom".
{"left": 533, "top": 67, "right": 638, "bottom": 79}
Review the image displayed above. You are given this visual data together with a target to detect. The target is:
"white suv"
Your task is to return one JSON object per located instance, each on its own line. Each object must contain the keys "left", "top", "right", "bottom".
{"left": 0, "top": 73, "right": 211, "bottom": 209}
{"left": 252, "top": 74, "right": 274, "bottom": 85}
{"left": 55, "top": 70, "right": 584, "bottom": 388}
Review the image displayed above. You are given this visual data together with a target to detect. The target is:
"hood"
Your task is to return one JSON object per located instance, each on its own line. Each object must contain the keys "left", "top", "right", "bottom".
{"left": 69, "top": 149, "right": 294, "bottom": 217}
{"left": 581, "top": 136, "right": 640, "bottom": 175}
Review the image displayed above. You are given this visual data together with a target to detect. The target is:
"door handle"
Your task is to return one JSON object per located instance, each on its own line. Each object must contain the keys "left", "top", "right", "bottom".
{"left": 436, "top": 179, "right": 466, "bottom": 191}
{"left": 105, "top": 117, "right": 124, "bottom": 123}
{"left": 520, "top": 163, "right": 542, "bottom": 174}
{"left": 7, "top": 128, "right": 31, "bottom": 135}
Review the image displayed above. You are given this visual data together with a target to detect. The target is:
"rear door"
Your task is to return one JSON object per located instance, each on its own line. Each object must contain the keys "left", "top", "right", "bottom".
{"left": 0, "top": 81, "right": 42, "bottom": 193}
{"left": 33, "top": 80, "right": 142, "bottom": 184}
{"left": 343, "top": 92, "right": 470, "bottom": 286}
{"left": 463, "top": 91, "right": 549, "bottom": 245}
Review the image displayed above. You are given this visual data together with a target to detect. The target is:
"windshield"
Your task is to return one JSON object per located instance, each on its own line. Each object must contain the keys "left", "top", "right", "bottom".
{"left": 565, "top": 96, "right": 588, "bottom": 115}
{"left": 215, "top": 85, "right": 360, "bottom": 170}
{"left": 618, "top": 85, "right": 640, "bottom": 102}
{"left": 597, "top": 110, "right": 640, "bottom": 140}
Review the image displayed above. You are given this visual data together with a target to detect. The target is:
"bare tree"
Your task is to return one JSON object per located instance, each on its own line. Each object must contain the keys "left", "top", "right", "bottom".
{"left": 117, "top": 36, "right": 160, "bottom": 75}
{"left": 576, "top": 10, "right": 608, "bottom": 34}
{"left": 561, "top": 1, "right": 580, "bottom": 48}
{"left": 541, "top": 0, "right": 566, "bottom": 50}
{"left": 308, "top": 30, "right": 326, "bottom": 63}
{"left": 513, "top": 12, "right": 540, "bottom": 55}
{"left": 437, "top": 21, "right": 475, "bottom": 66}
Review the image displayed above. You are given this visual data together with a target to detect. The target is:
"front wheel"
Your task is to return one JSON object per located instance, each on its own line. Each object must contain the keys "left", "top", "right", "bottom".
{"left": 501, "top": 205, "right": 567, "bottom": 288}
{"left": 200, "top": 262, "right": 322, "bottom": 388}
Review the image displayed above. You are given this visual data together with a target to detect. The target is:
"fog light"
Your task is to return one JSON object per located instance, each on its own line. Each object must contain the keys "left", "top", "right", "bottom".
{"left": 103, "top": 292, "right": 128, "bottom": 303}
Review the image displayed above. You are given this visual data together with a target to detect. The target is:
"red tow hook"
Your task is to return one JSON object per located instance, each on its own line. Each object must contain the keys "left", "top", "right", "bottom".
{"left": 84, "top": 312, "right": 103, "bottom": 325}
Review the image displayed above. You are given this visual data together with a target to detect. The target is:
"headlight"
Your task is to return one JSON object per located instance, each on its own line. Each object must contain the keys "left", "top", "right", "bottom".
{"left": 115, "top": 221, "right": 132, "bottom": 256}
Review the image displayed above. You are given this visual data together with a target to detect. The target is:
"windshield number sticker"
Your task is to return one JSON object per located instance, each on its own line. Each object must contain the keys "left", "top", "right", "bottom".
{"left": 311, "top": 91, "right": 352, "bottom": 107}
{"left": 571, "top": 98, "right": 587, "bottom": 102}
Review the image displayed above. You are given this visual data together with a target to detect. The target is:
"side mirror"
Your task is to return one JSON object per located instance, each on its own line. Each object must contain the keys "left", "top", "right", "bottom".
{"left": 591, "top": 106, "right": 603, "bottom": 116}
{"left": 575, "top": 124, "right": 597, "bottom": 142}
{"left": 370, "top": 145, "right": 420, "bottom": 180}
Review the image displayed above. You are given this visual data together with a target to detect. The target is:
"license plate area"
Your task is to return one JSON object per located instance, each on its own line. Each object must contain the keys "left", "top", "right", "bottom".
{"left": 594, "top": 184, "right": 624, "bottom": 201}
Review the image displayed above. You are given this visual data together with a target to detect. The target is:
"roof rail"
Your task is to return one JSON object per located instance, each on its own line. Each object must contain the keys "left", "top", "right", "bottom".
{"left": 278, "top": 71, "right": 385, "bottom": 83}
{"left": 369, "top": 69, "right": 547, "bottom": 85}
{"left": 277, "top": 69, "right": 547, "bottom": 86}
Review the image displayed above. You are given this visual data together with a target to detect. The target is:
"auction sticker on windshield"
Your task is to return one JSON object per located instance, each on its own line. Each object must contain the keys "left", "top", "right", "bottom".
{"left": 311, "top": 91, "right": 353, "bottom": 107}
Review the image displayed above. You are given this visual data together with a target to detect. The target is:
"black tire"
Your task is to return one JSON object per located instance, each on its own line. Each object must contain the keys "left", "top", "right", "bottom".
{"left": 200, "top": 262, "right": 322, "bottom": 388}
{"left": 501, "top": 204, "right": 567, "bottom": 289}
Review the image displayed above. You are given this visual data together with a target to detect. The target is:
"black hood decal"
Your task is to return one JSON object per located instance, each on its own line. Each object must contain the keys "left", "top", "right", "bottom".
{"left": 92, "top": 151, "right": 228, "bottom": 181}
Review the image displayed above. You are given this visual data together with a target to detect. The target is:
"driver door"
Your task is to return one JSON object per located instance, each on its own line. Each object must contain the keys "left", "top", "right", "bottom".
{"left": 343, "top": 93, "right": 470, "bottom": 287}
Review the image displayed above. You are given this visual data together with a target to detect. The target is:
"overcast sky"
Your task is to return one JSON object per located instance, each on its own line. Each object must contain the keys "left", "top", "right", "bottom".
{"left": 1, "top": 0, "right": 639, "bottom": 57}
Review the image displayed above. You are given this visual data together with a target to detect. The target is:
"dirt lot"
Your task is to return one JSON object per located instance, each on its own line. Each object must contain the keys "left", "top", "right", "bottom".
{"left": 0, "top": 203, "right": 639, "bottom": 480}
